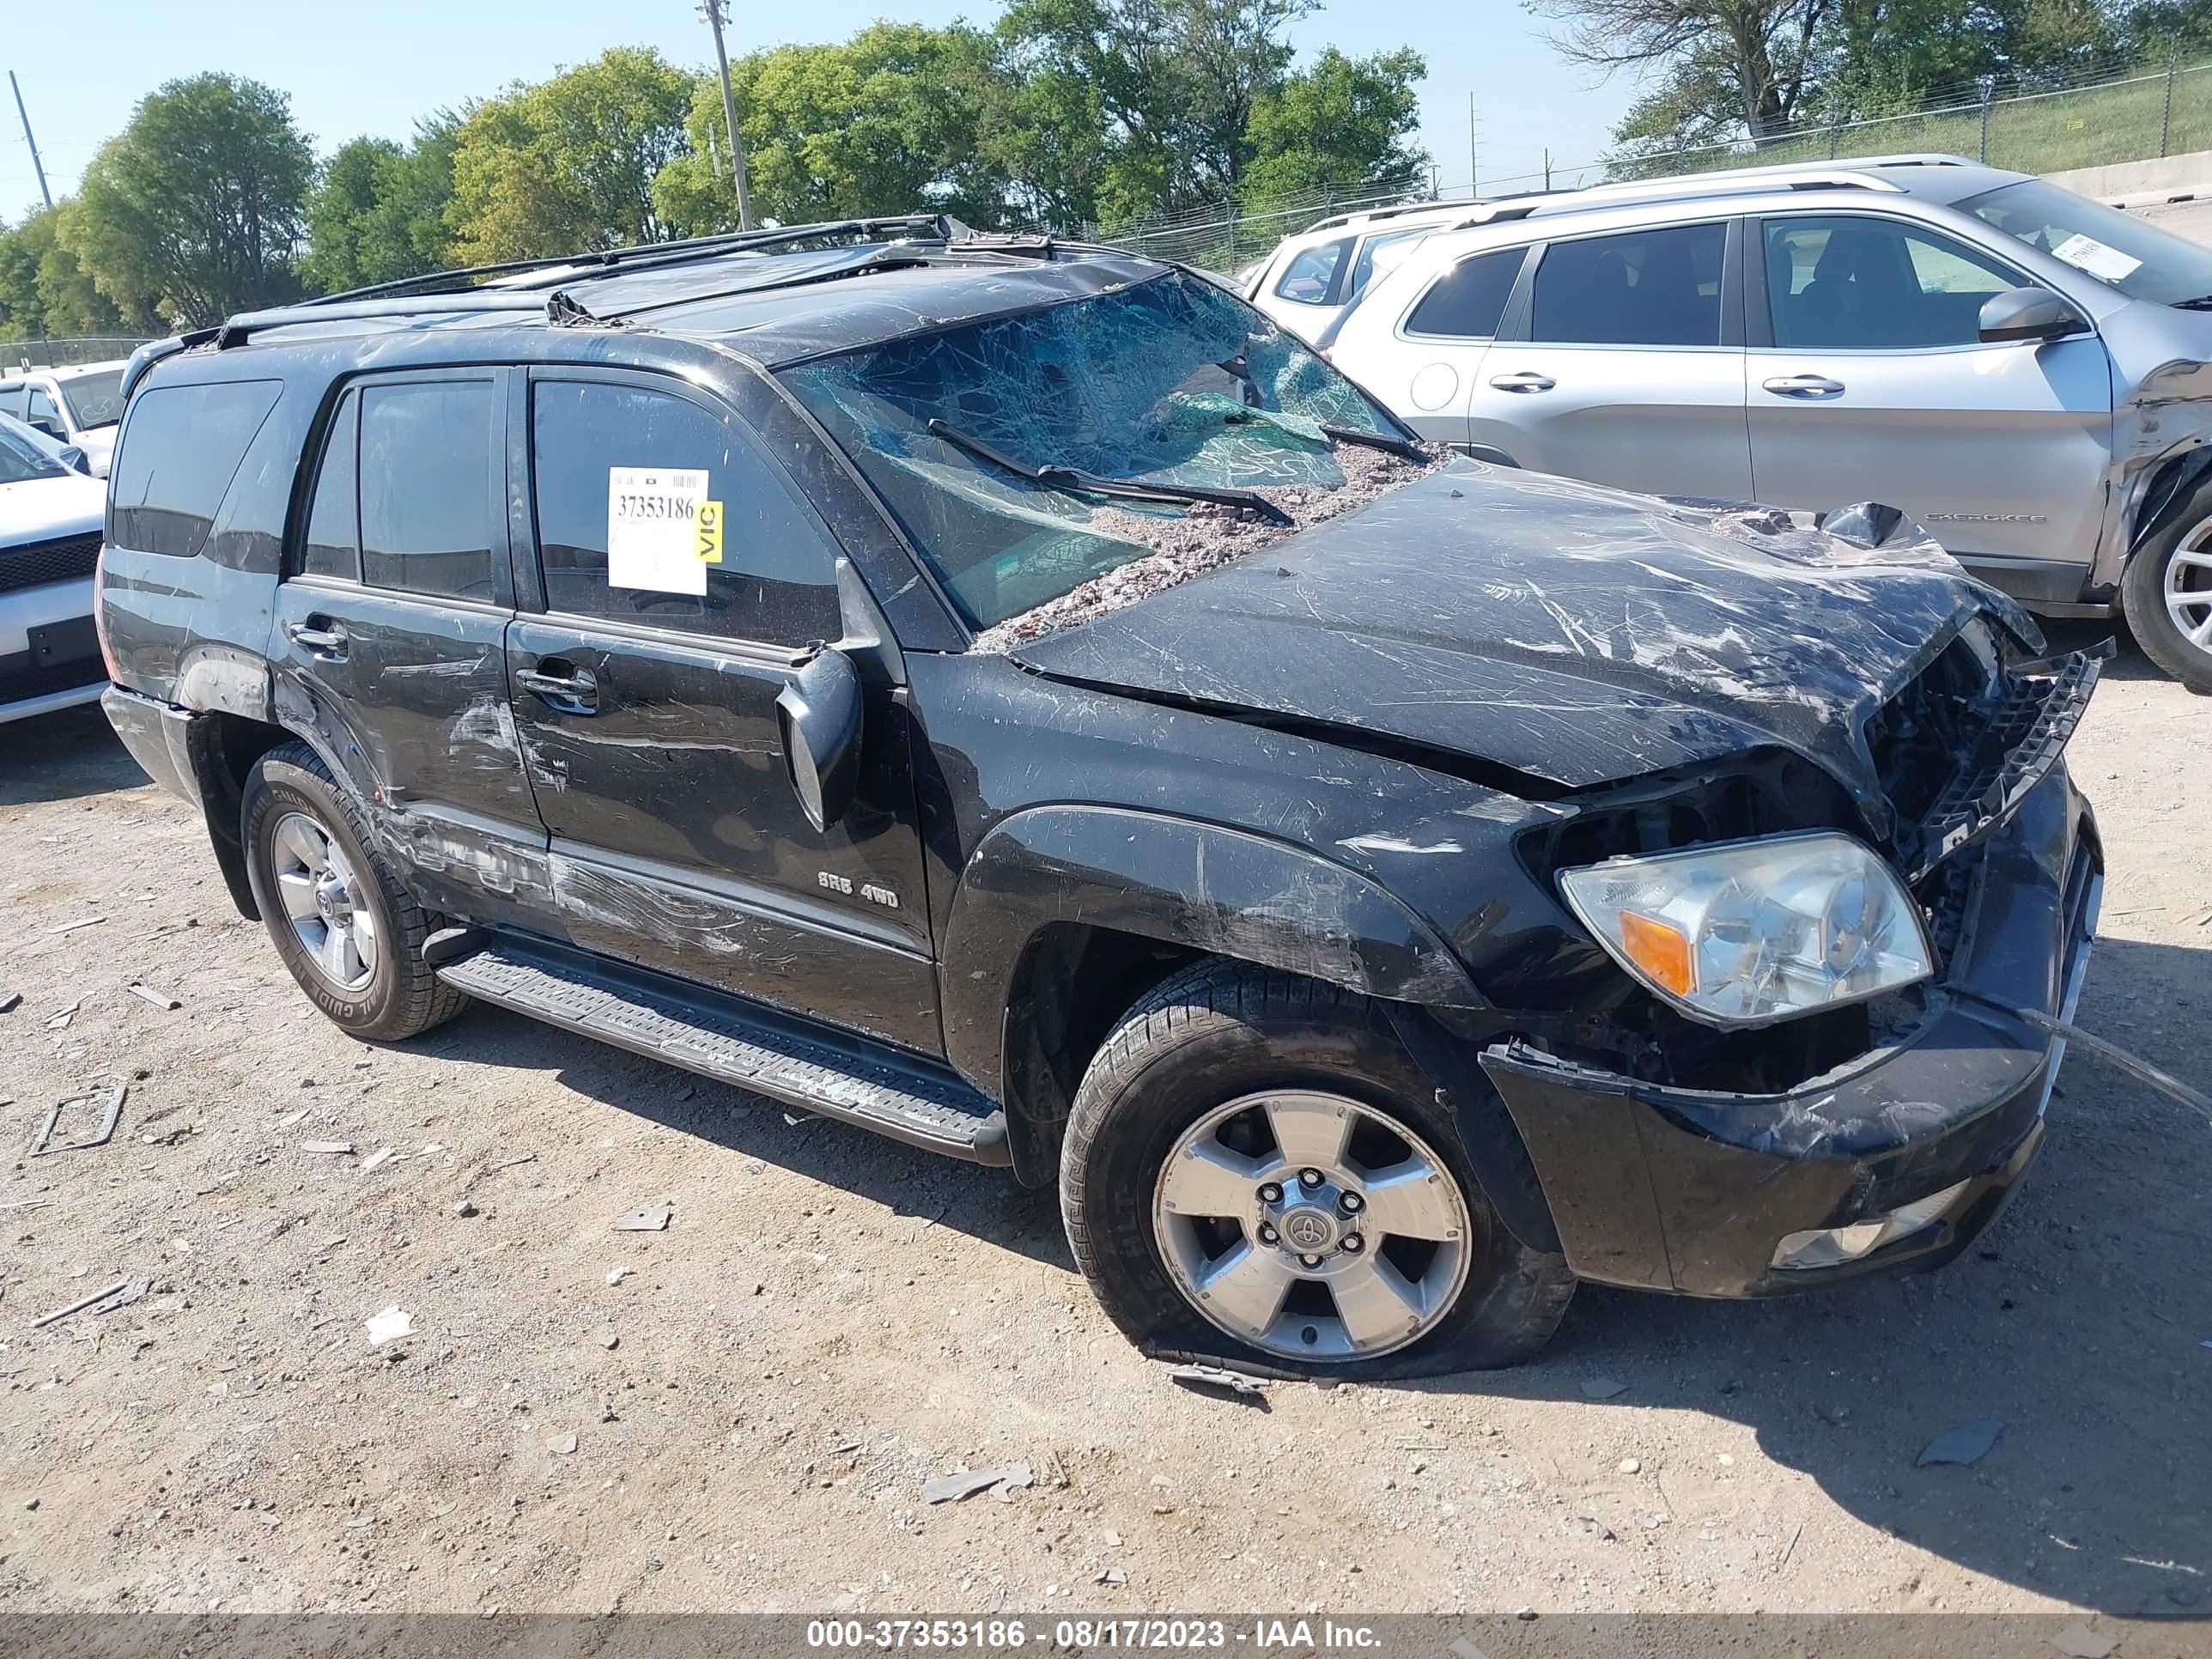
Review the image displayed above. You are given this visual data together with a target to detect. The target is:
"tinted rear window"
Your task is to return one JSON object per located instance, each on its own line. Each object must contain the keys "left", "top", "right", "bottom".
{"left": 1530, "top": 223, "right": 1726, "bottom": 347}
{"left": 359, "top": 380, "right": 499, "bottom": 601}
{"left": 1406, "top": 248, "right": 1525, "bottom": 337}
{"left": 109, "top": 380, "right": 283, "bottom": 557}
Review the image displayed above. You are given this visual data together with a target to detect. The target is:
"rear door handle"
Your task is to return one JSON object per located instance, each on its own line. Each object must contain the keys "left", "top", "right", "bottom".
{"left": 286, "top": 618, "right": 349, "bottom": 659}
{"left": 516, "top": 662, "right": 599, "bottom": 714}
{"left": 1761, "top": 374, "right": 1846, "bottom": 398}
{"left": 1488, "top": 371, "right": 1556, "bottom": 393}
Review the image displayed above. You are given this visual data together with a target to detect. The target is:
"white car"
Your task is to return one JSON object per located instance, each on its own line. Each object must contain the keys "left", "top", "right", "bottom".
{"left": 0, "top": 410, "right": 108, "bottom": 722}
{"left": 0, "top": 359, "right": 129, "bottom": 477}
{"left": 1243, "top": 201, "right": 1484, "bottom": 343}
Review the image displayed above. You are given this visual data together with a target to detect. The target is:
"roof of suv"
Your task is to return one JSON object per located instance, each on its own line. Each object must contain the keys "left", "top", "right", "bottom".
{"left": 1318, "top": 155, "right": 2028, "bottom": 249}
{"left": 131, "top": 221, "right": 1174, "bottom": 392}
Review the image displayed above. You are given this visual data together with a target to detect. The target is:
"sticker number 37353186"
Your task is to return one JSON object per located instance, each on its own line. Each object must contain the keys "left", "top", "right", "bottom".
{"left": 608, "top": 466, "right": 718, "bottom": 594}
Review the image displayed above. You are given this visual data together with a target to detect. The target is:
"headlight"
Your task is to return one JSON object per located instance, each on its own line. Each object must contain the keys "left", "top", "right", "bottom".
{"left": 1558, "top": 831, "right": 1932, "bottom": 1027}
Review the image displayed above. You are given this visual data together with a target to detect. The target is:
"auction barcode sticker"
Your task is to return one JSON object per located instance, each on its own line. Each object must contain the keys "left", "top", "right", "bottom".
{"left": 608, "top": 467, "right": 710, "bottom": 595}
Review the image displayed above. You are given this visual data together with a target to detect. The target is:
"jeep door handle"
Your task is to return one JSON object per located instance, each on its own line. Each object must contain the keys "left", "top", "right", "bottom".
{"left": 515, "top": 664, "right": 599, "bottom": 714}
{"left": 286, "top": 618, "right": 349, "bottom": 659}
{"left": 1762, "top": 374, "right": 1846, "bottom": 398}
{"left": 1488, "top": 371, "right": 1556, "bottom": 392}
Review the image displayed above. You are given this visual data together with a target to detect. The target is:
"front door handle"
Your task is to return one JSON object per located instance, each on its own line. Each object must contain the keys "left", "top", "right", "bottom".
{"left": 286, "top": 617, "right": 349, "bottom": 659}
{"left": 1761, "top": 374, "right": 1846, "bottom": 398}
{"left": 1488, "top": 371, "right": 1556, "bottom": 393}
{"left": 516, "top": 662, "right": 599, "bottom": 715}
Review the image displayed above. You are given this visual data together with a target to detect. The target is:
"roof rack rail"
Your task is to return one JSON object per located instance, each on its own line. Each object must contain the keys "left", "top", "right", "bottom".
{"left": 307, "top": 215, "right": 967, "bottom": 308}
{"left": 215, "top": 289, "right": 550, "bottom": 349}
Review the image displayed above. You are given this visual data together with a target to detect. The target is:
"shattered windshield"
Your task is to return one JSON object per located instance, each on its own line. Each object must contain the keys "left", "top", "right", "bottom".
{"left": 780, "top": 271, "right": 1408, "bottom": 630}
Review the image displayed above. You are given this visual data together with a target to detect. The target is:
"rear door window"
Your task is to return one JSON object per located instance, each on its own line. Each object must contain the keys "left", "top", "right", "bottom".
{"left": 299, "top": 392, "right": 362, "bottom": 581}
{"left": 109, "top": 380, "right": 283, "bottom": 557}
{"left": 1530, "top": 223, "right": 1727, "bottom": 346}
{"left": 528, "top": 378, "right": 842, "bottom": 647}
{"left": 358, "top": 380, "right": 501, "bottom": 601}
{"left": 1273, "top": 238, "right": 1352, "bottom": 305}
{"left": 1405, "top": 247, "right": 1526, "bottom": 337}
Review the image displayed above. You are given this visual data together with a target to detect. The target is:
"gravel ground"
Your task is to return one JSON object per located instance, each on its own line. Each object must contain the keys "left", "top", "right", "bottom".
{"left": 0, "top": 624, "right": 2204, "bottom": 1621}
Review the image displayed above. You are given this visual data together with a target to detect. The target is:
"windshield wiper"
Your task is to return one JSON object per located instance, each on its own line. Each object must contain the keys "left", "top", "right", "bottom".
{"left": 926, "top": 419, "right": 1294, "bottom": 526}
{"left": 1321, "top": 423, "right": 1425, "bottom": 464}
{"left": 2171, "top": 294, "right": 2212, "bottom": 309}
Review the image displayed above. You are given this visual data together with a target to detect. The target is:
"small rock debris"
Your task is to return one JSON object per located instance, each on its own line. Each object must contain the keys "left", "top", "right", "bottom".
{"left": 1917, "top": 1418, "right": 2004, "bottom": 1468}
{"left": 922, "top": 1462, "right": 1032, "bottom": 1504}
{"left": 363, "top": 1306, "right": 416, "bottom": 1348}
{"left": 301, "top": 1140, "right": 354, "bottom": 1157}
{"left": 2049, "top": 1624, "right": 2116, "bottom": 1659}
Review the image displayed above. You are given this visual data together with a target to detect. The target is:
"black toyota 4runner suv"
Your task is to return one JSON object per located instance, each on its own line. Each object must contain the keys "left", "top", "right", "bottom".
{"left": 97, "top": 218, "right": 2104, "bottom": 1378}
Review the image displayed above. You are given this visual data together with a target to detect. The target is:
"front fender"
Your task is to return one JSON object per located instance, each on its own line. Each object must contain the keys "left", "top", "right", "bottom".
{"left": 939, "top": 805, "right": 1486, "bottom": 1099}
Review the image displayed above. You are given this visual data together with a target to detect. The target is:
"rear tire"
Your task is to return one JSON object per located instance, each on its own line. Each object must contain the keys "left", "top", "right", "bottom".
{"left": 1060, "top": 961, "right": 1574, "bottom": 1379}
{"left": 241, "top": 741, "right": 469, "bottom": 1041}
{"left": 2122, "top": 504, "right": 2212, "bottom": 693}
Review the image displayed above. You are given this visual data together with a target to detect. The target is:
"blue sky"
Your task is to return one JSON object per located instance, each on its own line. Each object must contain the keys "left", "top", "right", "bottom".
{"left": 1, "top": 0, "right": 1645, "bottom": 224}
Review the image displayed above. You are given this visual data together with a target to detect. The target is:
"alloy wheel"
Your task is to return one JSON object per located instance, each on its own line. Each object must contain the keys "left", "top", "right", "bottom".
{"left": 2165, "top": 525, "right": 2212, "bottom": 659}
{"left": 1152, "top": 1090, "right": 1473, "bottom": 1361}
{"left": 270, "top": 811, "right": 379, "bottom": 994}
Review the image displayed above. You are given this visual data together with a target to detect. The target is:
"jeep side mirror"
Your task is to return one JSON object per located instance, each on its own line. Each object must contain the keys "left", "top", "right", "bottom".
{"left": 1979, "top": 286, "right": 2090, "bottom": 344}
{"left": 775, "top": 647, "right": 863, "bottom": 834}
{"left": 58, "top": 444, "right": 90, "bottom": 474}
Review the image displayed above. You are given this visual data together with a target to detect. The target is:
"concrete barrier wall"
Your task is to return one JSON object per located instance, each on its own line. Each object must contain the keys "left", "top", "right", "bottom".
{"left": 2045, "top": 149, "right": 2212, "bottom": 206}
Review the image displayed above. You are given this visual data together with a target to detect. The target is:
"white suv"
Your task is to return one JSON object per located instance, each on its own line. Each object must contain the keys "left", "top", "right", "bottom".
{"left": 0, "top": 360, "right": 129, "bottom": 477}
{"left": 1322, "top": 153, "right": 2212, "bottom": 690}
{"left": 1243, "top": 201, "right": 1482, "bottom": 343}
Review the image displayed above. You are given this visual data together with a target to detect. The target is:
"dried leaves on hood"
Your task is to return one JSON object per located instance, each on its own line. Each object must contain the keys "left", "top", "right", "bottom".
{"left": 969, "top": 442, "right": 1438, "bottom": 653}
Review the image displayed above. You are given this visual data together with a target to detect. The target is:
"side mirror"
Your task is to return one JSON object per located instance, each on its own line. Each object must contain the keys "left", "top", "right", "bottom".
{"left": 1979, "top": 286, "right": 2090, "bottom": 344}
{"left": 27, "top": 415, "right": 65, "bottom": 441}
{"left": 58, "top": 445, "right": 90, "bottom": 474}
{"left": 775, "top": 647, "right": 863, "bottom": 834}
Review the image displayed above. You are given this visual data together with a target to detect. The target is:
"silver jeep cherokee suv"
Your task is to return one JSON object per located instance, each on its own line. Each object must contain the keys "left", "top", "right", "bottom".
{"left": 1322, "top": 153, "right": 2212, "bottom": 689}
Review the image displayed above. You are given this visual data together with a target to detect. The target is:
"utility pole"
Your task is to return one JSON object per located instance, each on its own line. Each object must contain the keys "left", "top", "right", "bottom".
{"left": 9, "top": 71, "right": 52, "bottom": 210}
{"left": 700, "top": 1, "right": 756, "bottom": 231}
{"left": 1468, "top": 91, "right": 1480, "bottom": 199}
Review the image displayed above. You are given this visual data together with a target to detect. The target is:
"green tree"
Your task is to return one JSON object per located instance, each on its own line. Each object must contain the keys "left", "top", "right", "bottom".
{"left": 0, "top": 204, "right": 137, "bottom": 339}
{"left": 1238, "top": 47, "right": 1429, "bottom": 209}
{"left": 448, "top": 47, "right": 697, "bottom": 263}
{"left": 1531, "top": 0, "right": 1832, "bottom": 143}
{"left": 62, "top": 72, "right": 313, "bottom": 327}
{"left": 999, "top": 0, "right": 1320, "bottom": 221}
{"left": 654, "top": 24, "right": 1005, "bottom": 234}
{"left": 305, "top": 114, "right": 460, "bottom": 293}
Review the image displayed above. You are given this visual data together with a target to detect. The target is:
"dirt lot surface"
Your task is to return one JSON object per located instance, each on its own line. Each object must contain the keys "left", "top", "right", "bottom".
{"left": 0, "top": 626, "right": 2205, "bottom": 1623}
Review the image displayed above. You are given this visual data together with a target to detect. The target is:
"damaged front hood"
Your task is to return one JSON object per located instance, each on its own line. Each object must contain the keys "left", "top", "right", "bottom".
{"left": 1010, "top": 461, "right": 2038, "bottom": 821}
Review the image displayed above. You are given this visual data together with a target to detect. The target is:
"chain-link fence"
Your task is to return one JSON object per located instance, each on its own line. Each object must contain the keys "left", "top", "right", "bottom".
{"left": 0, "top": 336, "right": 153, "bottom": 369}
{"left": 1096, "top": 56, "right": 2212, "bottom": 273}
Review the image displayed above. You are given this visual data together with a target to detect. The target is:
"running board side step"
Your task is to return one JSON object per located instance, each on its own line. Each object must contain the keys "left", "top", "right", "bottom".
{"left": 436, "top": 939, "right": 1010, "bottom": 1165}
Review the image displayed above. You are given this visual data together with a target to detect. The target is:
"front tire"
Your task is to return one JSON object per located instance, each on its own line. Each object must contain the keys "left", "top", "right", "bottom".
{"left": 241, "top": 741, "right": 468, "bottom": 1041}
{"left": 1060, "top": 962, "right": 1574, "bottom": 1379}
{"left": 2122, "top": 506, "right": 2212, "bottom": 692}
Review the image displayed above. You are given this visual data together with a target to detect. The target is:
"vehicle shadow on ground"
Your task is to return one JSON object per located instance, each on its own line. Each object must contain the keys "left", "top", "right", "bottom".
{"left": 2046, "top": 616, "right": 2166, "bottom": 684}
{"left": 1412, "top": 933, "right": 2212, "bottom": 1617}
{"left": 0, "top": 702, "right": 147, "bottom": 806}
{"left": 415, "top": 998, "right": 1073, "bottom": 1267}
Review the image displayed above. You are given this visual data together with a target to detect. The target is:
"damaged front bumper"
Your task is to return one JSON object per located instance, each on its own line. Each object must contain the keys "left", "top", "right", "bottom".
{"left": 1480, "top": 763, "right": 2101, "bottom": 1298}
